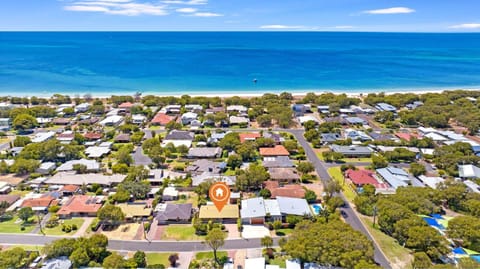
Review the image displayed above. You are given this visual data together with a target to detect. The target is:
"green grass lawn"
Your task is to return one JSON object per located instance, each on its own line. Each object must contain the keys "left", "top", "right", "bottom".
{"left": 1, "top": 244, "right": 43, "bottom": 251}
{"left": 268, "top": 256, "right": 287, "bottom": 268}
{"left": 340, "top": 157, "right": 372, "bottom": 163}
{"left": 0, "top": 216, "right": 37, "bottom": 234}
{"left": 147, "top": 126, "right": 163, "bottom": 131}
{"left": 43, "top": 218, "right": 85, "bottom": 236}
{"left": 8, "top": 190, "right": 32, "bottom": 197}
{"left": 195, "top": 251, "right": 228, "bottom": 260}
{"left": 224, "top": 168, "right": 236, "bottom": 176}
{"left": 146, "top": 252, "right": 175, "bottom": 267}
{"left": 161, "top": 225, "right": 204, "bottom": 241}
{"left": 173, "top": 193, "right": 198, "bottom": 208}
{"left": 275, "top": 228, "right": 293, "bottom": 236}
{"left": 327, "top": 167, "right": 357, "bottom": 202}
{"left": 359, "top": 215, "right": 413, "bottom": 269}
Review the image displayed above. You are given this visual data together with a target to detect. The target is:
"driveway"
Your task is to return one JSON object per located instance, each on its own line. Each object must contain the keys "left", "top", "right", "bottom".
{"left": 225, "top": 224, "right": 241, "bottom": 239}
{"left": 132, "top": 146, "right": 152, "bottom": 166}
{"left": 241, "top": 225, "right": 270, "bottom": 239}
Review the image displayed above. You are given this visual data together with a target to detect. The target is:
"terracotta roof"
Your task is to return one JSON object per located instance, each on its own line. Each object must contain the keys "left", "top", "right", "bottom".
{"left": 0, "top": 194, "right": 20, "bottom": 205}
{"left": 115, "top": 133, "right": 131, "bottom": 142}
{"left": 239, "top": 133, "right": 261, "bottom": 143}
{"left": 21, "top": 196, "right": 58, "bottom": 208}
{"left": 61, "top": 185, "right": 79, "bottom": 193}
{"left": 118, "top": 102, "right": 134, "bottom": 108}
{"left": 395, "top": 132, "right": 420, "bottom": 142}
{"left": 57, "top": 132, "right": 75, "bottom": 139}
{"left": 259, "top": 145, "right": 290, "bottom": 156}
{"left": 151, "top": 113, "right": 174, "bottom": 125}
{"left": 264, "top": 181, "right": 306, "bottom": 199}
{"left": 57, "top": 195, "right": 103, "bottom": 216}
{"left": 345, "top": 169, "right": 389, "bottom": 189}
{"left": 52, "top": 118, "right": 71, "bottom": 125}
{"left": 84, "top": 132, "right": 103, "bottom": 140}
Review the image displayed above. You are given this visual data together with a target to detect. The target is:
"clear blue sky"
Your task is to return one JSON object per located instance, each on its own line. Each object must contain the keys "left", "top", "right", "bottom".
{"left": 1, "top": 0, "right": 480, "bottom": 31}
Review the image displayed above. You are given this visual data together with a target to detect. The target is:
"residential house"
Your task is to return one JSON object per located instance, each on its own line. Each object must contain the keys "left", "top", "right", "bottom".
{"left": 21, "top": 194, "right": 58, "bottom": 212}
{"left": 0, "top": 182, "right": 11, "bottom": 194}
{"left": 245, "top": 258, "right": 266, "bottom": 269}
{"left": 376, "top": 167, "right": 414, "bottom": 190}
{"left": 264, "top": 181, "right": 306, "bottom": 199}
{"left": 199, "top": 204, "right": 239, "bottom": 223}
{"left": 147, "top": 169, "right": 186, "bottom": 185}
{"left": 263, "top": 132, "right": 284, "bottom": 144}
{"left": 59, "top": 185, "right": 79, "bottom": 196}
{"left": 345, "top": 117, "right": 367, "bottom": 125}
{"left": 226, "top": 105, "right": 248, "bottom": 114}
{"left": 464, "top": 180, "right": 480, "bottom": 194}
{"left": 162, "top": 186, "right": 179, "bottom": 201}
{"left": 186, "top": 160, "right": 226, "bottom": 175}
{"left": 52, "top": 118, "right": 72, "bottom": 125}
{"left": 394, "top": 132, "right": 420, "bottom": 142}
{"left": 276, "top": 196, "right": 312, "bottom": 220}
{"left": 185, "top": 104, "right": 203, "bottom": 113}
{"left": 239, "top": 133, "right": 261, "bottom": 143}
{"left": 240, "top": 197, "right": 281, "bottom": 225}
{"left": 344, "top": 169, "right": 389, "bottom": 191}
{"left": 155, "top": 203, "right": 193, "bottom": 225}
{"left": 151, "top": 112, "right": 175, "bottom": 126}
{"left": 161, "top": 130, "right": 194, "bottom": 148}
{"left": 164, "top": 105, "right": 181, "bottom": 114}
{"left": 417, "top": 175, "right": 445, "bottom": 189}
{"left": 458, "top": 164, "right": 480, "bottom": 178}
{"left": 0, "top": 194, "right": 20, "bottom": 207}
{"left": 56, "top": 159, "right": 100, "bottom": 172}
{"left": 320, "top": 133, "right": 342, "bottom": 144}
{"left": 208, "top": 132, "right": 228, "bottom": 144}
{"left": 46, "top": 172, "right": 125, "bottom": 186}
{"left": 118, "top": 102, "right": 134, "bottom": 111}
{"left": 83, "top": 132, "right": 103, "bottom": 141}
{"left": 132, "top": 114, "right": 146, "bottom": 124}
{"left": 259, "top": 145, "right": 290, "bottom": 158}
{"left": 298, "top": 115, "right": 320, "bottom": 125}
{"left": 36, "top": 162, "right": 56, "bottom": 175}
{"left": 317, "top": 105, "right": 330, "bottom": 114}
{"left": 117, "top": 202, "right": 152, "bottom": 221}
{"left": 344, "top": 128, "right": 372, "bottom": 141}
{"left": 187, "top": 147, "right": 222, "bottom": 159}
{"left": 192, "top": 173, "right": 236, "bottom": 187}
{"left": 369, "top": 132, "right": 395, "bottom": 141}
{"left": 0, "top": 118, "right": 10, "bottom": 131}
{"left": 330, "top": 145, "right": 373, "bottom": 157}
{"left": 32, "top": 131, "right": 55, "bottom": 143}
{"left": 57, "top": 195, "right": 104, "bottom": 218}
{"left": 262, "top": 156, "right": 294, "bottom": 168}
{"left": 181, "top": 112, "right": 198, "bottom": 125}
{"left": 85, "top": 146, "right": 111, "bottom": 158}
{"left": 205, "top": 107, "right": 225, "bottom": 114}
{"left": 75, "top": 103, "right": 90, "bottom": 113}
{"left": 114, "top": 133, "right": 131, "bottom": 143}
{"left": 268, "top": 168, "right": 300, "bottom": 184}
{"left": 375, "top": 102, "right": 397, "bottom": 112}
{"left": 99, "top": 115, "right": 123, "bottom": 126}
{"left": 41, "top": 257, "right": 72, "bottom": 269}
{"left": 229, "top": 116, "right": 249, "bottom": 125}
{"left": 57, "top": 131, "right": 75, "bottom": 144}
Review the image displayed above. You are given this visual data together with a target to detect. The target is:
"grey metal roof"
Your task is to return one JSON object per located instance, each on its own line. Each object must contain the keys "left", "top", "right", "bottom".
{"left": 330, "top": 145, "right": 373, "bottom": 155}
{"left": 276, "top": 196, "right": 312, "bottom": 216}
{"left": 263, "top": 156, "right": 294, "bottom": 168}
{"left": 241, "top": 197, "right": 266, "bottom": 218}
{"left": 165, "top": 130, "right": 194, "bottom": 140}
{"left": 187, "top": 147, "right": 222, "bottom": 158}
{"left": 376, "top": 167, "right": 409, "bottom": 189}
{"left": 156, "top": 203, "right": 192, "bottom": 221}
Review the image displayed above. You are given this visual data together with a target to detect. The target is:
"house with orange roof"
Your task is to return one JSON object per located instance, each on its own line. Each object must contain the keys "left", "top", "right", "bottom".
{"left": 239, "top": 133, "right": 261, "bottom": 143}
{"left": 259, "top": 145, "right": 290, "bottom": 157}
{"left": 264, "top": 181, "right": 306, "bottom": 199}
{"left": 83, "top": 132, "right": 103, "bottom": 141}
{"left": 395, "top": 132, "right": 420, "bottom": 142}
{"left": 60, "top": 185, "right": 80, "bottom": 196}
{"left": 151, "top": 112, "right": 175, "bottom": 126}
{"left": 118, "top": 102, "right": 134, "bottom": 110}
{"left": 21, "top": 195, "right": 58, "bottom": 212}
{"left": 57, "top": 195, "right": 104, "bottom": 218}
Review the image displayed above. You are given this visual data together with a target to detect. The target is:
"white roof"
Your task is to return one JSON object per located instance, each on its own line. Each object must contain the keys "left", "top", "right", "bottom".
{"left": 264, "top": 199, "right": 281, "bottom": 216}
{"left": 227, "top": 105, "right": 247, "bottom": 112}
{"left": 298, "top": 115, "right": 319, "bottom": 124}
{"left": 417, "top": 175, "right": 444, "bottom": 189}
{"left": 276, "top": 196, "right": 312, "bottom": 216}
{"left": 424, "top": 132, "right": 448, "bottom": 141}
{"left": 99, "top": 115, "right": 123, "bottom": 125}
{"left": 46, "top": 172, "right": 125, "bottom": 185}
{"left": 245, "top": 258, "right": 265, "bottom": 269}
{"left": 418, "top": 127, "right": 438, "bottom": 134}
{"left": 458, "top": 164, "right": 480, "bottom": 178}
{"left": 229, "top": 116, "right": 249, "bottom": 124}
{"left": 241, "top": 197, "right": 266, "bottom": 218}
{"left": 132, "top": 114, "right": 146, "bottom": 121}
{"left": 181, "top": 112, "right": 198, "bottom": 119}
{"left": 163, "top": 187, "right": 178, "bottom": 197}
{"left": 56, "top": 159, "right": 100, "bottom": 171}
{"left": 39, "top": 162, "right": 56, "bottom": 170}
{"left": 32, "top": 131, "right": 55, "bottom": 143}
{"left": 85, "top": 146, "right": 111, "bottom": 158}
{"left": 420, "top": 148, "right": 435, "bottom": 155}
{"left": 286, "top": 260, "right": 302, "bottom": 269}
{"left": 464, "top": 180, "right": 480, "bottom": 193}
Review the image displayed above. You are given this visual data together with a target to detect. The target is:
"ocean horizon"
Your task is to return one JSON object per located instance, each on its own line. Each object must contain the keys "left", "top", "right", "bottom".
{"left": 1, "top": 31, "right": 480, "bottom": 97}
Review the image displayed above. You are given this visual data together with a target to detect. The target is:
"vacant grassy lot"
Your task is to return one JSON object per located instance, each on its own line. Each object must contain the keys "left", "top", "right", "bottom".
{"left": 0, "top": 216, "right": 36, "bottom": 234}
{"left": 43, "top": 218, "right": 85, "bottom": 236}
{"left": 161, "top": 224, "right": 204, "bottom": 241}
{"left": 146, "top": 252, "right": 175, "bottom": 267}
{"left": 359, "top": 215, "right": 413, "bottom": 269}
{"left": 327, "top": 167, "right": 357, "bottom": 202}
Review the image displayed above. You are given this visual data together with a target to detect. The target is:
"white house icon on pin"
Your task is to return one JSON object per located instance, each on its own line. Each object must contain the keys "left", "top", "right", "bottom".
{"left": 215, "top": 188, "right": 224, "bottom": 198}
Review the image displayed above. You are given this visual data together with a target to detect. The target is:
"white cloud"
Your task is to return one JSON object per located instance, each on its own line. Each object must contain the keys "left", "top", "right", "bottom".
{"left": 64, "top": 0, "right": 169, "bottom": 16}
{"left": 260, "top": 25, "right": 306, "bottom": 29}
{"left": 363, "top": 7, "right": 415, "bottom": 15}
{"left": 190, "top": 12, "right": 222, "bottom": 17}
{"left": 176, "top": 7, "right": 197, "bottom": 13}
{"left": 449, "top": 23, "right": 480, "bottom": 29}
{"left": 333, "top": 25, "right": 355, "bottom": 29}
{"left": 162, "top": 0, "right": 207, "bottom": 5}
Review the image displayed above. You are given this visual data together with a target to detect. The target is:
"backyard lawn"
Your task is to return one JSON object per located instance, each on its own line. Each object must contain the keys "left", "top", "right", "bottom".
{"left": 161, "top": 225, "right": 204, "bottom": 241}
{"left": 274, "top": 228, "right": 293, "bottom": 236}
{"left": 327, "top": 167, "right": 356, "bottom": 202}
{"left": 43, "top": 218, "right": 85, "bottom": 236}
{"left": 340, "top": 157, "right": 372, "bottom": 163}
{"left": 359, "top": 215, "right": 413, "bottom": 269}
{"left": 0, "top": 216, "right": 37, "bottom": 234}
{"left": 146, "top": 252, "right": 175, "bottom": 267}
{"left": 173, "top": 192, "right": 198, "bottom": 208}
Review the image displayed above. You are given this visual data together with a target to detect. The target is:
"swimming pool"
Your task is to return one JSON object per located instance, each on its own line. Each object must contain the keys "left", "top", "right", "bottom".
{"left": 311, "top": 204, "right": 323, "bottom": 215}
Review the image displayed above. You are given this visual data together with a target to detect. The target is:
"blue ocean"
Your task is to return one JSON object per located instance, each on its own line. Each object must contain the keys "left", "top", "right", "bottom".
{"left": 1, "top": 32, "right": 480, "bottom": 96}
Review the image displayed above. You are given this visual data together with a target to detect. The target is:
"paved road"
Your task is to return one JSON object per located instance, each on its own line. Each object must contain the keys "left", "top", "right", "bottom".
{"left": 132, "top": 146, "right": 152, "bottom": 166}
{"left": 0, "top": 233, "right": 279, "bottom": 252}
{"left": 283, "top": 129, "right": 391, "bottom": 269}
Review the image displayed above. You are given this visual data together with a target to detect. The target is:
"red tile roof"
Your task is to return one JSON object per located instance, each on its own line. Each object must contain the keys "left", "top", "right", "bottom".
{"left": 84, "top": 132, "right": 103, "bottom": 140}
{"left": 395, "top": 132, "right": 420, "bottom": 142}
{"left": 264, "top": 180, "right": 306, "bottom": 199}
{"left": 21, "top": 196, "right": 58, "bottom": 208}
{"left": 118, "top": 102, "right": 134, "bottom": 109}
{"left": 151, "top": 113, "right": 174, "bottom": 125}
{"left": 345, "top": 169, "right": 389, "bottom": 189}
{"left": 61, "top": 185, "right": 79, "bottom": 193}
{"left": 259, "top": 145, "right": 290, "bottom": 156}
{"left": 57, "top": 195, "right": 103, "bottom": 216}
{"left": 239, "top": 133, "right": 261, "bottom": 143}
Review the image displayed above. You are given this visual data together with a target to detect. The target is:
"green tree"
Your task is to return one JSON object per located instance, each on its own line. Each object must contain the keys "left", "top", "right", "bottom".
{"left": 227, "top": 154, "right": 243, "bottom": 169}
{"left": 326, "top": 196, "right": 344, "bottom": 213}
{"left": 73, "top": 164, "right": 87, "bottom": 174}
{"left": 372, "top": 154, "right": 388, "bottom": 169}
{"left": 102, "top": 252, "right": 125, "bottom": 269}
{"left": 410, "top": 163, "right": 426, "bottom": 177}
{"left": 448, "top": 216, "right": 480, "bottom": 252}
{"left": 0, "top": 247, "right": 27, "bottom": 269}
{"left": 259, "top": 189, "right": 271, "bottom": 199}
{"left": 204, "top": 228, "right": 226, "bottom": 266}
{"left": 43, "top": 238, "right": 77, "bottom": 259}
{"left": 13, "top": 114, "right": 37, "bottom": 131}
{"left": 324, "top": 180, "right": 341, "bottom": 200}
{"left": 405, "top": 226, "right": 450, "bottom": 261}
{"left": 235, "top": 142, "right": 257, "bottom": 161}
{"left": 218, "top": 132, "right": 240, "bottom": 151}
{"left": 412, "top": 252, "right": 432, "bottom": 269}
{"left": 117, "top": 145, "right": 133, "bottom": 165}
{"left": 69, "top": 248, "right": 90, "bottom": 268}
{"left": 10, "top": 158, "right": 39, "bottom": 175}
{"left": 297, "top": 162, "right": 314, "bottom": 175}
{"left": 13, "top": 136, "right": 31, "bottom": 147}
{"left": 304, "top": 190, "right": 317, "bottom": 203}
{"left": 261, "top": 236, "right": 273, "bottom": 249}
{"left": 283, "top": 140, "right": 298, "bottom": 153}
{"left": 18, "top": 207, "right": 34, "bottom": 222}
{"left": 98, "top": 205, "right": 125, "bottom": 226}
{"left": 133, "top": 251, "right": 147, "bottom": 268}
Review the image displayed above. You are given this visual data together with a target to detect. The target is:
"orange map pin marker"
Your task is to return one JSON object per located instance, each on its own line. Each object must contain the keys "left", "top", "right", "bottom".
{"left": 209, "top": 182, "right": 230, "bottom": 212}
